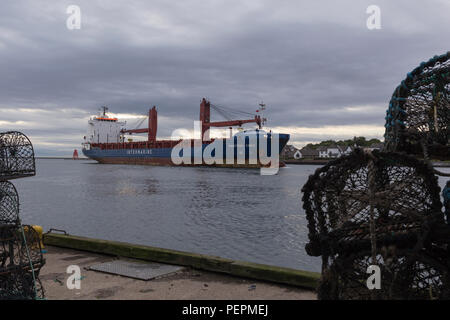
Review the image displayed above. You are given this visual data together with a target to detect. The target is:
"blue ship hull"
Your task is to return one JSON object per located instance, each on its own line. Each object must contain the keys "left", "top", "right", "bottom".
{"left": 82, "top": 133, "right": 290, "bottom": 168}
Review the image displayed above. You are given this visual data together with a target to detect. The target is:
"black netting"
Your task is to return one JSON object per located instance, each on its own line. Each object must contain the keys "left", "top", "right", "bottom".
{"left": 0, "top": 131, "right": 36, "bottom": 181}
{"left": 0, "top": 225, "right": 45, "bottom": 272}
{"left": 318, "top": 245, "right": 450, "bottom": 300}
{"left": 302, "top": 149, "right": 443, "bottom": 257}
{"left": 0, "top": 181, "right": 20, "bottom": 225}
{"left": 0, "top": 269, "right": 44, "bottom": 300}
{"left": 0, "top": 131, "right": 44, "bottom": 300}
{"left": 384, "top": 52, "right": 450, "bottom": 159}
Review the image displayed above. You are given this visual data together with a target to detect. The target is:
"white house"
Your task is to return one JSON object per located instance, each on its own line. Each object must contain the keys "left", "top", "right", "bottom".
{"left": 316, "top": 144, "right": 353, "bottom": 158}
{"left": 317, "top": 145, "right": 341, "bottom": 158}
{"left": 339, "top": 145, "right": 353, "bottom": 155}
{"left": 300, "top": 144, "right": 362, "bottom": 159}
{"left": 317, "top": 146, "right": 329, "bottom": 158}
{"left": 326, "top": 146, "right": 341, "bottom": 158}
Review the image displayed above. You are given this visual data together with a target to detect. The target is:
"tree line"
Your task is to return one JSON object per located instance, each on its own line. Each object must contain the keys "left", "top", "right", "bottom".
{"left": 304, "top": 137, "right": 382, "bottom": 149}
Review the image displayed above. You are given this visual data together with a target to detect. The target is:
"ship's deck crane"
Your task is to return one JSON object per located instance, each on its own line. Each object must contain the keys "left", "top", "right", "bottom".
{"left": 200, "top": 98, "right": 265, "bottom": 142}
{"left": 119, "top": 98, "right": 265, "bottom": 143}
{"left": 121, "top": 106, "right": 157, "bottom": 141}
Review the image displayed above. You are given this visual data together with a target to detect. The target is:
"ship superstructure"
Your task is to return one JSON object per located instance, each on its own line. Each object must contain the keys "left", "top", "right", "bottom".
{"left": 84, "top": 107, "right": 126, "bottom": 145}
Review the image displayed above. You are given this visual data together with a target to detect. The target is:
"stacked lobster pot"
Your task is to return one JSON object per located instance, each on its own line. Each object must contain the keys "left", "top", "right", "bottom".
{"left": 302, "top": 52, "right": 450, "bottom": 300}
{"left": 0, "top": 131, "right": 45, "bottom": 299}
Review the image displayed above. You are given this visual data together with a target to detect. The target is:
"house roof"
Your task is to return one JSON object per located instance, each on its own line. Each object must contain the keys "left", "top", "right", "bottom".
{"left": 299, "top": 147, "right": 319, "bottom": 156}
{"left": 327, "top": 143, "right": 340, "bottom": 149}
{"left": 337, "top": 145, "right": 353, "bottom": 152}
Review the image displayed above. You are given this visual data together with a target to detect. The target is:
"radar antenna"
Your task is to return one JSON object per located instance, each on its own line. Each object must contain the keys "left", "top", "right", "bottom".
{"left": 257, "top": 102, "right": 267, "bottom": 127}
{"left": 100, "top": 106, "right": 109, "bottom": 116}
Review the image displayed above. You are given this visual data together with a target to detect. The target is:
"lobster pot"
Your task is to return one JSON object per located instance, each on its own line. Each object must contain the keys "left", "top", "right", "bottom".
{"left": 383, "top": 52, "right": 450, "bottom": 159}
{"left": 0, "top": 131, "right": 35, "bottom": 181}
{"left": 302, "top": 150, "right": 444, "bottom": 257}
{"left": 0, "top": 181, "right": 20, "bottom": 226}
{"left": 317, "top": 245, "right": 450, "bottom": 300}
{"left": 0, "top": 225, "right": 44, "bottom": 272}
{"left": 0, "top": 269, "right": 44, "bottom": 300}
{"left": 16, "top": 225, "right": 45, "bottom": 270}
{"left": 0, "top": 224, "right": 45, "bottom": 300}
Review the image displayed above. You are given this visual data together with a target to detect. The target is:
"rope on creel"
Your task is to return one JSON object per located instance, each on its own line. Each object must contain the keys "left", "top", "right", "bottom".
{"left": 18, "top": 224, "right": 38, "bottom": 300}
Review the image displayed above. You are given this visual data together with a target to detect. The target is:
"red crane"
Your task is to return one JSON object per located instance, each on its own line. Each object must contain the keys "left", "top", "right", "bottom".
{"left": 120, "top": 99, "right": 263, "bottom": 143}
{"left": 121, "top": 106, "right": 157, "bottom": 141}
{"left": 200, "top": 98, "right": 262, "bottom": 142}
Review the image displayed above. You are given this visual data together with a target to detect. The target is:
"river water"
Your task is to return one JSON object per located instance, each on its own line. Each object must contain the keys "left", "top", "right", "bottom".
{"left": 13, "top": 159, "right": 450, "bottom": 273}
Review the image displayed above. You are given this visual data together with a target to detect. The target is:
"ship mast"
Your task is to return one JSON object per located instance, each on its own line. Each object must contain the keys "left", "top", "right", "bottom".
{"left": 257, "top": 102, "right": 267, "bottom": 128}
{"left": 101, "top": 106, "right": 109, "bottom": 117}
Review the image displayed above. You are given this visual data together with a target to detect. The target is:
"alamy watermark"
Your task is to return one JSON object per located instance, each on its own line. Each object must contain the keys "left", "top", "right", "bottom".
{"left": 66, "top": 5, "right": 81, "bottom": 30}
{"left": 366, "top": 265, "right": 381, "bottom": 290}
{"left": 366, "top": 5, "right": 381, "bottom": 30}
{"left": 170, "top": 121, "right": 280, "bottom": 175}
{"left": 66, "top": 265, "right": 82, "bottom": 290}
{"left": 64, "top": 5, "right": 381, "bottom": 31}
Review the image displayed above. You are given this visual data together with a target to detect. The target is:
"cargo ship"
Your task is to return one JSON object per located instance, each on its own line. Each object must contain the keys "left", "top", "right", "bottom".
{"left": 81, "top": 98, "right": 289, "bottom": 168}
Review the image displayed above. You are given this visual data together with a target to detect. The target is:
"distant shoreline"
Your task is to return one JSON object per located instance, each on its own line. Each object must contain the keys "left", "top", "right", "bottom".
{"left": 284, "top": 159, "right": 450, "bottom": 167}
{"left": 35, "top": 157, "right": 450, "bottom": 168}
{"left": 35, "top": 157, "right": 91, "bottom": 160}
{"left": 283, "top": 159, "right": 329, "bottom": 165}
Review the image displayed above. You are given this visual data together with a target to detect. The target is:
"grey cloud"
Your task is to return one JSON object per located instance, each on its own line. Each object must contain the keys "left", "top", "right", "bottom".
{"left": 0, "top": 0, "right": 449, "bottom": 155}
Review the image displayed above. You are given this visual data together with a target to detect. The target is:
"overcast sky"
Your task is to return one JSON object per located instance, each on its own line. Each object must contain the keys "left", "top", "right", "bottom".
{"left": 1, "top": 0, "right": 449, "bottom": 155}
